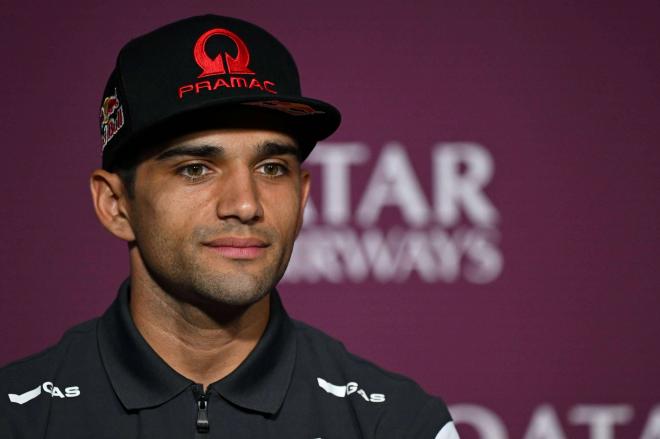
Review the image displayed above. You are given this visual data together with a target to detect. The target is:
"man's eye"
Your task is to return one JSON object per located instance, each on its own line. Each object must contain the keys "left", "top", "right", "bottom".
{"left": 178, "top": 164, "right": 210, "bottom": 180}
{"left": 259, "top": 163, "right": 287, "bottom": 177}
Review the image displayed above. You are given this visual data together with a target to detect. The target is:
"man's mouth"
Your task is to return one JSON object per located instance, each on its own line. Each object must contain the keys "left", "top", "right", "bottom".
{"left": 202, "top": 237, "right": 270, "bottom": 260}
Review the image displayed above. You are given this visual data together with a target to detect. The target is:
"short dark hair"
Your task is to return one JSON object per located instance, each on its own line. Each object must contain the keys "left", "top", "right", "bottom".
{"left": 108, "top": 145, "right": 146, "bottom": 199}
{"left": 115, "top": 165, "right": 137, "bottom": 199}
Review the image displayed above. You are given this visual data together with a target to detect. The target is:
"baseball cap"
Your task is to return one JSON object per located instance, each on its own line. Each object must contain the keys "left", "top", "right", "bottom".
{"left": 99, "top": 14, "right": 341, "bottom": 170}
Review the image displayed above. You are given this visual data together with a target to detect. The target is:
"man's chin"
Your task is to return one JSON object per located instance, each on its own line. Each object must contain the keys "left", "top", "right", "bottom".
{"left": 189, "top": 272, "right": 274, "bottom": 308}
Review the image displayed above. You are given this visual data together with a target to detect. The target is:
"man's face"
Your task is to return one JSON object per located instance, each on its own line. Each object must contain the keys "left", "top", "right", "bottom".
{"left": 124, "top": 128, "right": 309, "bottom": 307}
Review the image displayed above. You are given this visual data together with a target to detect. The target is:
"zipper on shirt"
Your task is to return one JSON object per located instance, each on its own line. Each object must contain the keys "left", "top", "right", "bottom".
{"left": 193, "top": 385, "right": 210, "bottom": 434}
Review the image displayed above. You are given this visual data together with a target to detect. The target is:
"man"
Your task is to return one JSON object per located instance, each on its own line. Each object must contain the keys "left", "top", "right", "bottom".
{"left": 1, "top": 15, "right": 459, "bottom": 438}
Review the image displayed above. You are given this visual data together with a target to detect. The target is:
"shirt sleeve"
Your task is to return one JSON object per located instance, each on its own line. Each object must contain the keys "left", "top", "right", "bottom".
{"left": 405, "top": 398, "right": 458, "bottom": 439}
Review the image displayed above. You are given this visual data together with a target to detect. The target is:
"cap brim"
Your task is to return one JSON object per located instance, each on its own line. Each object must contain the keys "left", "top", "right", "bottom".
{"left": 102, "top": 94, "right": 340, "bottom": 169}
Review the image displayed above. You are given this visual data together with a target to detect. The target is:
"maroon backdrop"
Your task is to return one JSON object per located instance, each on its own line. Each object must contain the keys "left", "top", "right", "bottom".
{"left": 2, "top": 2, "right": 659, "bottom": 438}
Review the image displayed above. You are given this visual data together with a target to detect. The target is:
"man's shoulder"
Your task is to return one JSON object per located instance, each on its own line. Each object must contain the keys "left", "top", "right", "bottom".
{"left": 292, "top": 318, "right": 433, "bottom": 394}
{"left": 2, "top": 318, "right": 98, "bottom": 372}
{"left": 1, "top": 318, "right": 102, "bottom": 438}
{"left": 1, "top": 318, "right": 99, "bottom": 398}
{"left": 290, "top": 319, "right": 458, "bottom": 438}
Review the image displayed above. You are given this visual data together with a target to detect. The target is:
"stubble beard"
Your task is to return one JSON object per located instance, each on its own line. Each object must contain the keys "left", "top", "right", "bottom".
{"left": 137, "top": 225, "right": 292, "bottom": 309}
{"left": 183, "top": 251, "right": 287, "bottom": 307}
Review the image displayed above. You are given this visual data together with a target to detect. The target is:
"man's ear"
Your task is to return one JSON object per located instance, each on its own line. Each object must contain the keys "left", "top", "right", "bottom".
{"left": 89, "top": 169, "right": 136, "bottom": 242}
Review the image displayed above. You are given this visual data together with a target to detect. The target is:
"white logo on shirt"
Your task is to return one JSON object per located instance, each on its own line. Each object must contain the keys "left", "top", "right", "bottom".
{"left": 317, "top": 377, "right": 386, "bottom": 403}
{"left": 8, "top": 381, "right": 80, "bottom": 405}
{"left": 435, "top": 421, "right": 460, "bottom": 439}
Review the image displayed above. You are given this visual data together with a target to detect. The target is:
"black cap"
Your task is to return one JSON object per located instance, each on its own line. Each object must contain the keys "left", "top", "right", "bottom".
{"left": 99, "top": 15, "right": 341, "bottom": 169}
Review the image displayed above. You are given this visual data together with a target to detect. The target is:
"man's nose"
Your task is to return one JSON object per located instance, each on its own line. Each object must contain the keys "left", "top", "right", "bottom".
{"left": 215, "top": 164, "right": 264, "bottom": 224}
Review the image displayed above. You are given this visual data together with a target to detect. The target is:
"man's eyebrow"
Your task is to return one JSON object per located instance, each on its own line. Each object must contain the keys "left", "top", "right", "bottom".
{"left": 155, "top": 145, "right": 224, "bottom": 161}
{"left": 255, "top": 141, "right": 302, "bottom": 161}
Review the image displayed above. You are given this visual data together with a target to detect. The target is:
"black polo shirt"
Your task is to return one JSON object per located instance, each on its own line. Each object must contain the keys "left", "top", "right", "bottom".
{"left": 1, "top": 280, "right": 458, "bottom": 438}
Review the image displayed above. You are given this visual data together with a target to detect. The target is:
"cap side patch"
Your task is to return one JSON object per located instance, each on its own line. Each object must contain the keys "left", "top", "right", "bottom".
{"left": 100, "top": 88, "right": 125, "bottom": 149}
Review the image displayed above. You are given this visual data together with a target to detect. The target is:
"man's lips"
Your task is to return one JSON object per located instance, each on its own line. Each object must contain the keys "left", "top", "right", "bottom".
{"left": 203, "top": 237, "right": 269, "bottom": 260}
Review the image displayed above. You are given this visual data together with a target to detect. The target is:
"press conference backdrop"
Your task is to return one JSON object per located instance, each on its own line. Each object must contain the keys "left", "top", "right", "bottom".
{"left": 1, "top": 2, "right": 658, "bottom": 438}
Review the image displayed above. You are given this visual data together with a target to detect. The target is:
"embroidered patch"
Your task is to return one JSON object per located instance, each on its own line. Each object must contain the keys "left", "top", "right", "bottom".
{"left": 100, "top": 88, "right": 125, "bottom": 149}
{"left": 243, "top": 100, "right": 324, "bottom": 116}
{"left": 194, "top": 28, "right": 254, "bottom": 77}
{"left": 8, "top": 381, "right": 81, "bottom": 405}
{"left": 178, "top": 27, "right": 278, "bottom": 98}
{"left": 316, "top": 377, "right": 385, "bottom": 403}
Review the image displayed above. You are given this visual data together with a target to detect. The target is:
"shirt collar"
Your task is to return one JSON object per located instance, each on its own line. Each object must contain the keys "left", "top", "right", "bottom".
{"left": 97, "top": 278, "right": 297, "bottom": 415}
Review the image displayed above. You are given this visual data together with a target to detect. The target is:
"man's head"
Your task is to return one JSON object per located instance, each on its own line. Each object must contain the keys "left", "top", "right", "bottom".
{"left": 91, "top": 127, "right": 309, "bottom": 307}
{"left": 90, "top": 15, "right": 340, "bottom": 307}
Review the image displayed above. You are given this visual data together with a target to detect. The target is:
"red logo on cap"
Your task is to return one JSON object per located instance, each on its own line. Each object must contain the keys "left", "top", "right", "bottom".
{"left": 100, "top": 88, "right": 124, "bottom": 149}
{"left": 178, "top": 27, "right": 278, "bottom": 99}
{"left": 194, "top": 28, "right": 254, "bottom": 77}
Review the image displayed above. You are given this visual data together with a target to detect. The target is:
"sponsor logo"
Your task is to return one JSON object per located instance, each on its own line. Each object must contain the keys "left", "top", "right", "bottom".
{"left": 179, "top": 28, "right": 277, "bottom": 99}
{"left": 435, "top": 422, "right": 460, "bottom": 439}
{"left": 243, "top": 100, "right": 324, "bottom": 116}
{"left": 7, "top": 385, "right": 40, "bottom": 405}
{"left": 284, "top": 142, "right": 502, "bottom": 284}
{"left": 8, "top": 381, "right": 80, "bottom": 405}
{"left": 194, "top": 28, "right": 254, "bottom": 77}
{"left": 100, "top": 88, "right": 124, "bottom": 149}
{"left": 317, "top": 377, "right": 385, "bottom": 403}
{"left": 449, "top": 403, "right": 660, "bottom": 439}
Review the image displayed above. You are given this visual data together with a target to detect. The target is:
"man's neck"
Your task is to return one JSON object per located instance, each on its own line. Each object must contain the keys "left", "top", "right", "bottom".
{"left": 128, "top": 272, "right": 270, "bottom": 390}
